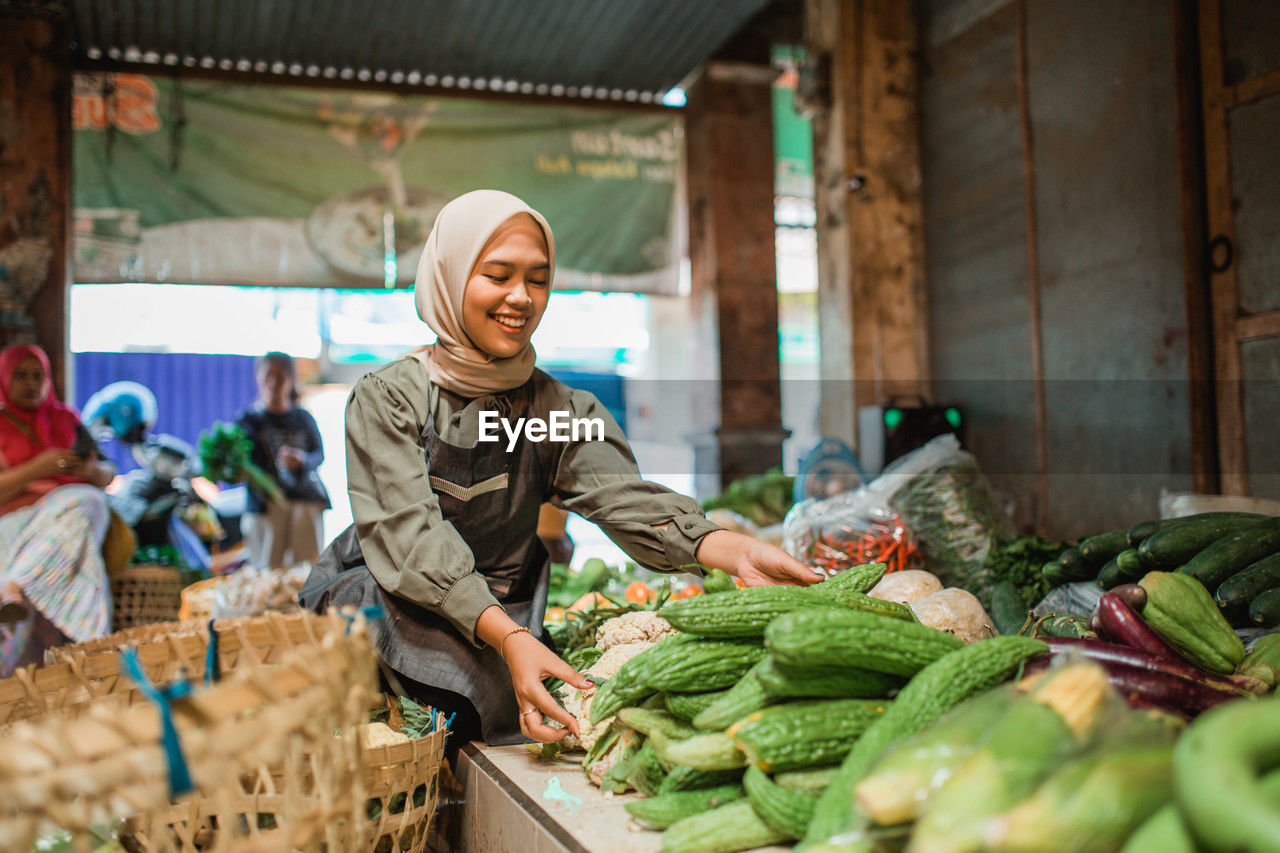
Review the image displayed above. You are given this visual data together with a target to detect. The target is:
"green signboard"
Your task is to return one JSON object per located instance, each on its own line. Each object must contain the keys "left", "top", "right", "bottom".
{"left": 72, "top": 74, "right": 683, "bottom": 293}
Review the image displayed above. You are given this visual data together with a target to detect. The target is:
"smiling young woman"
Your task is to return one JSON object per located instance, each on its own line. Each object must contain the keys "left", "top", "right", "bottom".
{"left": 460, "top": 215, "right": 551, "bottom": 360}
{"left": 300, "top": 190, "right": 822, "bottom": 750}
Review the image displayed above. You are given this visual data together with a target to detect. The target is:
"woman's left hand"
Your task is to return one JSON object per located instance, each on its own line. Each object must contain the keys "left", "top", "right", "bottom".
{"left": 695, "top": 529, "right": 825, "bottom": 587}
{"left": 502, "top": 632, "right": 594, "bottom": 743}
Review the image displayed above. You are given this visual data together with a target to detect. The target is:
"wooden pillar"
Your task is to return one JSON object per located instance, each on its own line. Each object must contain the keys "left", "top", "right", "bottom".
{"left": 808, "top": 0, "right": 930, "bottom": 430}
{"left": 0, "top": 4, "right": 73, "bottom": 394}
{"left": 685, "top": 61, "right": 789, "bottom": 490}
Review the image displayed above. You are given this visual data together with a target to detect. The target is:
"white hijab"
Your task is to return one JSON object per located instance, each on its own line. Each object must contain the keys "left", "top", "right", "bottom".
{"left": 409, "top": 190, "right": 556, "bottom": 397}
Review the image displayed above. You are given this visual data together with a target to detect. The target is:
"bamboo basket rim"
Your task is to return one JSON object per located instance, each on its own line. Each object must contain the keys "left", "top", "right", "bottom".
{"left": 7, "top": 610, "right": 448, "bottom": 852}
{"left": 0, "top": 613, "right": 377, "bottom": 852}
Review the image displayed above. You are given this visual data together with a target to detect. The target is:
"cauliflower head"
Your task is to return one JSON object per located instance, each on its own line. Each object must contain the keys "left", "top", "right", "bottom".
{"left": 595, "top": 610, "right": 677, "bottom": 651}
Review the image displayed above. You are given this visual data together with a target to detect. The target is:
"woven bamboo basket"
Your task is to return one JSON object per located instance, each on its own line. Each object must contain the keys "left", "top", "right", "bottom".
{"left": 360, "top": 719, "right": 448, "bottom": 853}
{"left": 0, "top": 612, "right": 377, "bottom": 852}
{"left": 6, "top": 612, "right": 329, "bottom": 726}
{"left": 111, "top": 564, "right": 186, "bottom": 631}
{"left": 8, "top": 611, "right": 449, "bottom": 852}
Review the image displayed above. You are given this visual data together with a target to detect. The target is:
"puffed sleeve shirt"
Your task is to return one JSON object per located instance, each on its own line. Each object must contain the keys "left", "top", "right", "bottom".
{"left": 344, "top": 358, "right": 720, "bottom": 644}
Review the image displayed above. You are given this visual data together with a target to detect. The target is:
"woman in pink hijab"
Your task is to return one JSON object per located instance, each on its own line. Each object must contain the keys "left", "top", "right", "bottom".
{"left": 0, "top": 343, "right": 116, "bottom": 675}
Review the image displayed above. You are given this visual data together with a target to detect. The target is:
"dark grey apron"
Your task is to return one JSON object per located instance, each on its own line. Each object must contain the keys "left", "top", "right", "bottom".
{"left": 299, "top": 381, "right": 551, "bottom": 745}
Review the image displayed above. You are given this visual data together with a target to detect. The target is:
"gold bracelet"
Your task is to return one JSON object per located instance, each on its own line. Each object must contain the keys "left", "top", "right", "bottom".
{"left": 499, "top": 625, "right": 531, "bottom": 657}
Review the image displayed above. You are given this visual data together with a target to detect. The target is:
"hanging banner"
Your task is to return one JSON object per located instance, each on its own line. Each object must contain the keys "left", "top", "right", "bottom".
{"left": 72, "top": 74, "right": 683, "bottom": 293}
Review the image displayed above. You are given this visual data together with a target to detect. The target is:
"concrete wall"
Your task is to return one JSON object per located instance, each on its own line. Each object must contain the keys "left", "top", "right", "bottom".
{"left": 919, "top": 0, "right": 1196, "bottom": 537}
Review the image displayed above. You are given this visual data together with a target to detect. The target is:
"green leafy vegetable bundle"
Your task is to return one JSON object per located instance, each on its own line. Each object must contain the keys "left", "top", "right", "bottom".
{"left": 198, "top": 421, "right": 285, "bottom": 506}
{"left": 702, "top": 467, "right": 796, "bottom": 527}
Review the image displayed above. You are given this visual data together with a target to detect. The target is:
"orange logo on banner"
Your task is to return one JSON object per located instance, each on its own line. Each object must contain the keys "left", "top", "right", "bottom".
{"left": 73, "top": 74, "right": 162, "bottom": 134}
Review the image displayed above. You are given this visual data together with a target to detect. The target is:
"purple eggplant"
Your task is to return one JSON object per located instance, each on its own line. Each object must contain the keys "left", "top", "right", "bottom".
{"left": 1096, "top": 592, "right": 1184, "bottom": 663}
{"left": 1102, "top": 664, "right": 1242, "bottom": 715}
{"left": 1109, "top": 583, "right": 1148, "bottom": 610}
{"left": 1043, "top": 638, "right": 1250, "bottom": 697}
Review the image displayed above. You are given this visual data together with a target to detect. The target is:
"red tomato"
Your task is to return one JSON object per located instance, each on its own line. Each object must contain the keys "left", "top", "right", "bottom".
{"left": 626, "top": 581, "right": 657, "bottom": 605}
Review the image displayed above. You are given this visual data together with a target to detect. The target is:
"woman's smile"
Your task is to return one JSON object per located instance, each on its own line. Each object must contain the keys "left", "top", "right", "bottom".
{"left": 491, "top": 312, "right": 528, "bottom": 330}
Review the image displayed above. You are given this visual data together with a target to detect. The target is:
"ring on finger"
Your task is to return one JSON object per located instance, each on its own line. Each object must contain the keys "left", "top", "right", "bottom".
{"left": 520, "top": 709, "right": 540, "bottom": 718}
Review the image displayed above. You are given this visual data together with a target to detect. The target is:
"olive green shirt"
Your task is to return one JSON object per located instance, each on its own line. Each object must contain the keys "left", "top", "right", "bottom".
{"left": 345, "top": 358, "right": 721, "bottom": 644}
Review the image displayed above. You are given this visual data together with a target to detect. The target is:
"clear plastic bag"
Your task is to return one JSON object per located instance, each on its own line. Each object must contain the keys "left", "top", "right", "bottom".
{"left": 1159, "top": 489, "right": 1280, "bottom": 519}
{"left": 877, "top": 435, "right": 1014, "bottom": 593}
{"left": 210, "top": 565, "right": 311, "bottom": 619}
{"left": 782, "top": 492, "right": 919, "bottom": 577}
{"left": 784, "top": 435, "right": 1012, "bottom": 589}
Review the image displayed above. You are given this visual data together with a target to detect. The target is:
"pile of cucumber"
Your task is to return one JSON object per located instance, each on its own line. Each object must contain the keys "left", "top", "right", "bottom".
{"left": 1043, "top": 512, "right": 1280, "bottom": 628}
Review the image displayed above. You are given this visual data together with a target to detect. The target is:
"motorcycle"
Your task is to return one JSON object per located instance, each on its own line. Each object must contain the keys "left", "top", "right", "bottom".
{"left": 82, "top": 382, "right": 217, "bottom": 573}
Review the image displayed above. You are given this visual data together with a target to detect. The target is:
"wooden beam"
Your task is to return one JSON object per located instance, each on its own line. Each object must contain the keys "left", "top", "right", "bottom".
{"left": 1237, "top": 310, "right": 1280, "bottom": 342}
{"left": 844, "top": 0, "right": 930, "bottom": 411}
{"left": 1173, "top": 0, "right": 1219, "bottom": 494}
{"left": 684, "top": 66, "right": 786, "bottom": 487}
{"left": 1224, "top": 67, "right": 1280, "bottom": 108}
{"left": 1199, "top": 0, "right": 1249, "bottom": 495}
{"left": 1016, "top": 0, "right": 1050, "bottom": 533}
{"left": 806, "top": 0, "right": 857, "bottom": 444}
{"left": 0, "top": 7, "right": 73, "bottom": 395}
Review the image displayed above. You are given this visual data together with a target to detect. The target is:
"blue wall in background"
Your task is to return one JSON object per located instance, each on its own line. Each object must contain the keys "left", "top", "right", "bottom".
{"left": 73, "top": 353, "right": 625, "bottom": 476}
{"left": 74, "top": 352, "right": 258, "bottom": 474}
{"left": 542, "top": 368, "right": 627, "bottom": 433}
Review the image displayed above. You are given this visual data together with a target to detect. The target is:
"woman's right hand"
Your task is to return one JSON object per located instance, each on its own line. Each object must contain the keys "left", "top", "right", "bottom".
{"left": 502, "top": 631, "right": 594, "bottom": 743}
{"left": 30, "top": 447, "right": 82, "bottom": 479}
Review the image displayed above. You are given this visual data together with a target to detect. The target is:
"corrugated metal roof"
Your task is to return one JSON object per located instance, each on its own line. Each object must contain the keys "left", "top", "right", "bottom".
{"left": 67, "top": 0, "right": 774, "bottom": 102}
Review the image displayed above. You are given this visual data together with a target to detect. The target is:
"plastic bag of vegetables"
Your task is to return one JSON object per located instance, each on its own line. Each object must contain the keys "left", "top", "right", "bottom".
{"left": 876, "top": 435, "right": 1014, "bottom": 597}
{"left": 781, "top": 490, "right": 921, "bottom": 576}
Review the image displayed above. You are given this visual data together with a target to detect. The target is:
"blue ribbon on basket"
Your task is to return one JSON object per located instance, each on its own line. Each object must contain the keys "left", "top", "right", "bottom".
{"left": 338, "top": 604, "right": 386, "bottom": 634}
{"left": 441, "top": 711, "right": 457, "bottom": 750}
{"left": 119, "top": 646, "right": 195, "bottom": 798}
{"left": 204, "top": 619, "right": 220, "bottom": 687}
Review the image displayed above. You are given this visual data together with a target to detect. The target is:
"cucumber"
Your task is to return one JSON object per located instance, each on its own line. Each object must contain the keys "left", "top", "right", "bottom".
{"left": 1056, "top": 548, "right": 1092, "bottom": 581}
{"left": 1116, "top": 548, "right": 1146, "bottom": 582}
{"left": 1078, "top": 529, "right": 1131, "bottom": 565}
{"left": 1097, "top": 549, "right": 1142, "bottom": 589}
{"left": 1127, "top": 519, "right": 1175, "bottom": 548}
{"left": 1180, "top": 516, "right": 1280, "bottom": 592}
{"left": 1138, "top": 513, "right": 1266, "bottom": 569}
{"left": 1215, "top": 552, "right": 1280, "bottom": 616}
{"left": 1250, "top": 588, "right": 1280, "bottom": 628}
{"left": 1126, "top": 513, "right": 1260, "bottom": 549}
{"left": 1042, "top": 561, "right": 1070, "bottom": 587}
{"left": 989, "top": 580, "right": 1029, "bottom": 636}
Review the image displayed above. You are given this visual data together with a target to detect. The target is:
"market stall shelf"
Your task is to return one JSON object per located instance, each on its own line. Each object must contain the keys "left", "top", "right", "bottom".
{"left": 456, "top": 744, "right": 789, "bottom": 853}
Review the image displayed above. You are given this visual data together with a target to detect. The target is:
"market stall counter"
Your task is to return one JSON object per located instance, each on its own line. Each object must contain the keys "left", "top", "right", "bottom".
{"left": 455, "top": 742, "right": 786, "bottom": 852}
